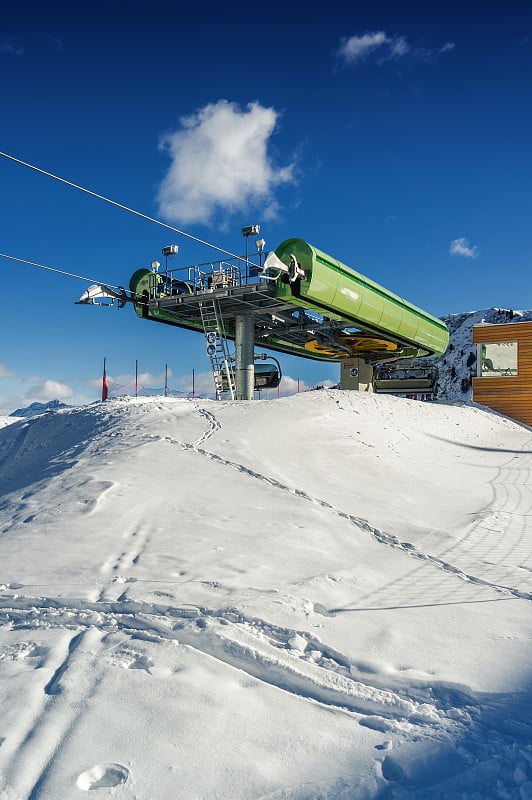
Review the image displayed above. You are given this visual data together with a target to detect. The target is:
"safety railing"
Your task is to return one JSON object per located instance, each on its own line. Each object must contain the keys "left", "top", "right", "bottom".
{"left": 147, "top": 253, "right": 268, "bottom": 301}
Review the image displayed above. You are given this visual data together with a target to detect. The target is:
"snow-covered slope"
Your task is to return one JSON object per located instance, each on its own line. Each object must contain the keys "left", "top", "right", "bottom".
{"left": 430, "top": 308, "right": 532, "bottom": 401}
{"left": 0, "top": 417, "right": 21, "bottom": 430}
{"left": 0, "top": 393, "right": 531, "bottom": 799}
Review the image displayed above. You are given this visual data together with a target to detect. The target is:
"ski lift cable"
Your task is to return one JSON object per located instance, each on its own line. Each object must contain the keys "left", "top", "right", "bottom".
{"left": 0, "top": 251, "right": 127, "bottom": 290}
{"left": 0, "top": 149, "right": 254, "bottom": 264}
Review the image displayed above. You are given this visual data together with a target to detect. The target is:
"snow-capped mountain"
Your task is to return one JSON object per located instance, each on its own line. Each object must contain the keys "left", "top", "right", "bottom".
{"left": 9, "top": 399, "right": 71, "bottom": 418}
{"left": 427, "top": 308, "right": 532, "bottom": 401}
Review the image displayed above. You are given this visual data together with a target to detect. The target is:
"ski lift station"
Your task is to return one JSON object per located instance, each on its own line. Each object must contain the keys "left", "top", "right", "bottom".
{"left": 80, "top": 230, "right": 449, "bottom": 400}
{"left": 472, "top": 320, "right": 532, "bottom": 426}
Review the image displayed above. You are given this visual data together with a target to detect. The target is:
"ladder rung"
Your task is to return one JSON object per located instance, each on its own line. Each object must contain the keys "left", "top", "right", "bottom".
{"left": 200, "top": 297, "right": 235, "bottom": 399}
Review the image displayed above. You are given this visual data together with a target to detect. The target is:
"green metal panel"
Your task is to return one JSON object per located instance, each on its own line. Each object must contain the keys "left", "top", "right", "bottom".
{"left": 128, "top": 239, "right": 448, "bottom": 363}
{"left": 274, "top": 238, "right": 448, "bottom": 357}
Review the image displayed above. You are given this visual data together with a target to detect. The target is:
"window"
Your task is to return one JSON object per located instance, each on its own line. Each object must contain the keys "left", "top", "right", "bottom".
{"left": 478, "top": 341, "right": 518, "bottom": 377}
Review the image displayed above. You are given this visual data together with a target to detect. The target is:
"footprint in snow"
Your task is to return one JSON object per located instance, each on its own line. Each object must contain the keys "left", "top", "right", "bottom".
{"left": 0, "top": 641, "right": 48, "bottom": 664}
{"left": 76, "top": 763, "right": 130, "bottom": 790}
{"left": 113, "top": 649, "right": 153, "bottom": 673}
{"left": 312, "top": 602, "right": 337, "bottom": 618}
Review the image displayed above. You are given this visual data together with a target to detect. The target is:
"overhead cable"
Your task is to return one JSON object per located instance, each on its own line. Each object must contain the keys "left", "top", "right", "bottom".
{"left": 0, "top": 150, "right": 251, "bottom": 263}
{"left": 0, "top": 251, "right": 125, "bottom": 290}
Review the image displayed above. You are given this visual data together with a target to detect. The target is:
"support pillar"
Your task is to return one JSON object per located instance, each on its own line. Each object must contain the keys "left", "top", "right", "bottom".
{"left": 340, "top": 358, "right": 374, "bottom": 391}
{"left": 235, "top": 313, "right": 255, "bottom": 400}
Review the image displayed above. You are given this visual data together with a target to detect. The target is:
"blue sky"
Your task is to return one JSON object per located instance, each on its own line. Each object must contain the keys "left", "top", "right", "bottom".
{"left": 0, "top": 0, "right": 531, "bottom": 412}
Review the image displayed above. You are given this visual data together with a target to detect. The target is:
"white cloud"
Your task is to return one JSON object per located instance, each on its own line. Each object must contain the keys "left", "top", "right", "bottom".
{"left": 439, "top": 42, "right": 456, "bottom": 54}
{"left": 338, "top": 31, "right": 454, "bottom": 66}
{"left": 87, "top": 369, "right": 172, "bottom": 393}
{"left": 389, "top": 35, "right": 410, "bottom": 58}
{"left": 0, "top": 362, "right": 15, "bottom": 378}
{"left": 277, "top": 375, "right": 311, "bottom": 397}
{"left": 172, "top": 372, "right": 337, "bottom": 399}
{"left": 173, "top": 371, "right": 215, "bottom": 397}
{"left": 338, "top": 31, "right": 390, "bottom": 63}
{"left": 156, "top": 100, "right": 295, "bottom": 225}
{"left": 26, "top": 380, "right": 74, "bottom": 401}
{"left": 449, "top": 237, "right": 479, "bottom": 258}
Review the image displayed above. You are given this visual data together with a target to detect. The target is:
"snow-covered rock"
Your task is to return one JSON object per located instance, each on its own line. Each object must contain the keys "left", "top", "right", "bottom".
{"left": 426, "top": 308, "right": 532, "bottom": 401}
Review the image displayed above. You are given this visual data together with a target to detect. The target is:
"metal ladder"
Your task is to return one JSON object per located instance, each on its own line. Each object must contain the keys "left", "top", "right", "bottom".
{"left": 199, "top": 297, "right": 236, "bottom": 400}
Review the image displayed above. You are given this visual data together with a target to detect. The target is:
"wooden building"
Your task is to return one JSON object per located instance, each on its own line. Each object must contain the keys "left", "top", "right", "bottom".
{"left": 472, "top": 321, "right": 532, "bottom": 425}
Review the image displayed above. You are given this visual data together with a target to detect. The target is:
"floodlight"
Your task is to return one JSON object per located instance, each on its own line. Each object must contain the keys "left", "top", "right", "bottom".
{"left": 241, "top": 225, "right": 260, "bottom": 237}
{"left": 162, "top": 245, "right": 179, "bottom": 257}
{"left": 255, "top": 238, "right": 265, "bottom": 252}
{"left": 151, "top": 260, "right": 160, "bottom": 271}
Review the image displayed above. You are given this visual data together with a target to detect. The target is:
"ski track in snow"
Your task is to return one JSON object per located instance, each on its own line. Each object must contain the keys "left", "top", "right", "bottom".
{"left": 1, "top": 398, "right": 532, "bottom": 798}
{"left": 1, "top": 589, "right": 530, "bottom": 799}
{"left": 175, "top": 405, "right": 532, "bottom": 605}
{"left": 0, "top": 592, "right": 513, "bottom": 740}
{"left": 0, "top": 626, "right": 107, "bottom": 799}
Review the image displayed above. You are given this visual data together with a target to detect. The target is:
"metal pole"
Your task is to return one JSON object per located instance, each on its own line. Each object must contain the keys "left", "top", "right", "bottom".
{"left": 135, "top": 359, "right": 138, "bottom": 397}
{"left": 235, "top": 313, "right": 254, "bottom": 400}
{"left": 102, "top": 357, "right": 108, "bottom": 402}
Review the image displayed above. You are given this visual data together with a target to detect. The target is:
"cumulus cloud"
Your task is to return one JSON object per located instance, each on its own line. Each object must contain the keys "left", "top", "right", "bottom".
{"left": 0, "top": 362, "right": 15, "bottom": 378}
{"left": 449, "top": 237, "right": 479, "bottom": 258}
{"left": 338, "top": 30, "right": 454, "bottom": 66}
{"left": 156, "top": 100, "right": 295, "bottom": 225}
{"left": 278, "top": 375, "right": 308, "bottom": 394}
{"left": 26, "top": 380, "right": 74, "bottom": 401}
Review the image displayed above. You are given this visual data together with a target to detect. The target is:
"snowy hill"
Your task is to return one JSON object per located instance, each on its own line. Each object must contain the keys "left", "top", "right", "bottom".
{"left": 0, "top": 392, "right": 532, "bottom": 799}
{"left": 429, "top": 308, "right": 532, "bottom": 402}
{"left": 9, "top": 399, "right": 71, "bottom": 418}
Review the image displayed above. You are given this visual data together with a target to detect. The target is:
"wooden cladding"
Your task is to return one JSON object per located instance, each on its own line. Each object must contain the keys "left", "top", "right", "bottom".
{"left": 472, "top": 322, "right": 532, "bottom": 425}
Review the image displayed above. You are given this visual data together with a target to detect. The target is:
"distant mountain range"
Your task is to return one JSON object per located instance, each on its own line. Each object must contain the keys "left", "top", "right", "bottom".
{"left": 9, "top": 399, "right": 71, "bottom": 418}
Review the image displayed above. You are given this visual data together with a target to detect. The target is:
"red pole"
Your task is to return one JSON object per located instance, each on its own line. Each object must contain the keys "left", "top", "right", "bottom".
{"left": 135, "top": 359, "right": 138, "bottom": 397}
{"left": 102, "top": 357, "right": 108, "bottom": 402}
{"left": 297, "top": 378, "right": 300, "bottom": 393}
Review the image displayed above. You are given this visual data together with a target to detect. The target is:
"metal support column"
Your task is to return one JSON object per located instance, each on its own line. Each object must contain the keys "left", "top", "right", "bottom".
{"left": 235, "top": 313, "right": 255, "bottom": 400}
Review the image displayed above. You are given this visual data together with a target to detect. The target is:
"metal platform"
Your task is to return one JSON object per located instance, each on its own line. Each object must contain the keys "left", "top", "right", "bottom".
{"left": 145, "top": 265, "right": 356, "bottom": 356}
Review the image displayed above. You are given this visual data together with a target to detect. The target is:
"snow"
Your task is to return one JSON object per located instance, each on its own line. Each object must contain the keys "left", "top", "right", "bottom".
{"left": 0, "top": 390, "right": 531, "bottom": 799}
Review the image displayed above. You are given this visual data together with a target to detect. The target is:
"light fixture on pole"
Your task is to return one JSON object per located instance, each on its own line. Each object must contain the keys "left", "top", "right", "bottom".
{"left": 242, "top": 225, "right": 260, "bottom": 278}
{"left": 162, "top": 244, "right": 179, "bottom": 272}
{"left": 255, "top": 238, "right": 266, "bottom": 268}
{"left": 241, "top": 225, "right": 260, "bottom": 238}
